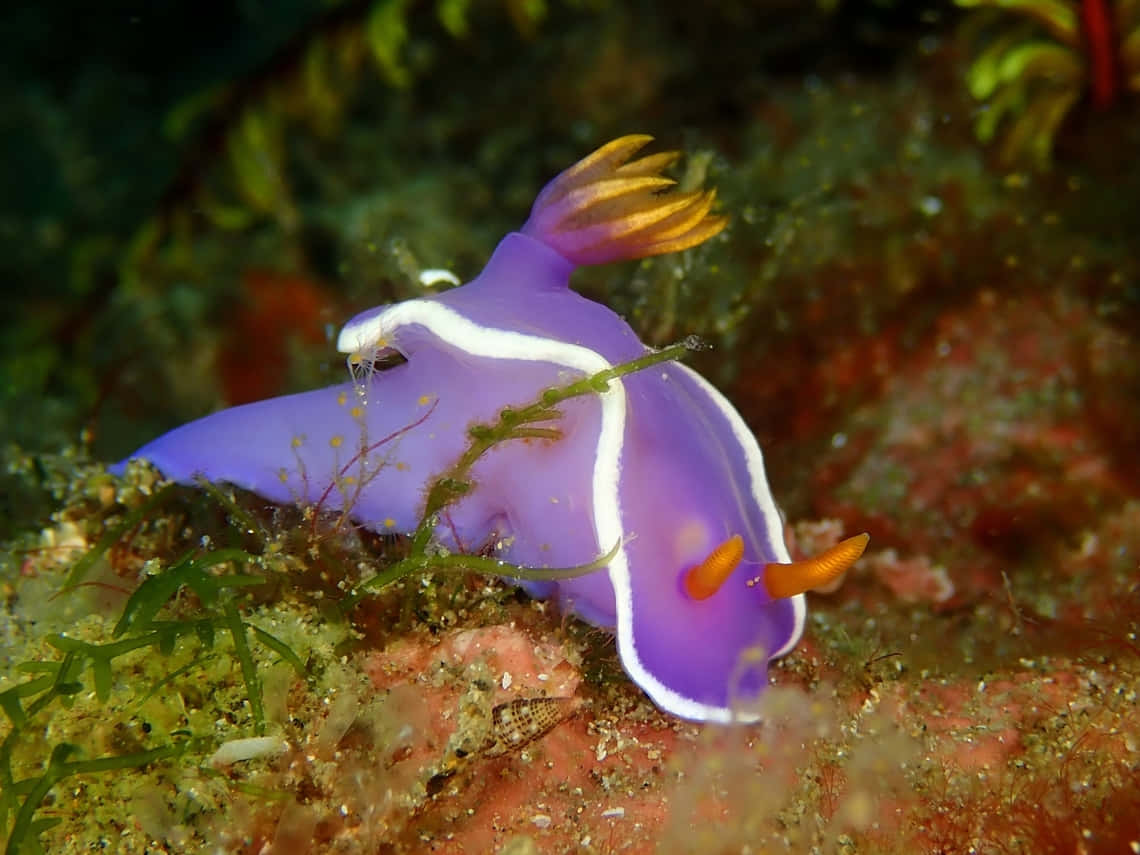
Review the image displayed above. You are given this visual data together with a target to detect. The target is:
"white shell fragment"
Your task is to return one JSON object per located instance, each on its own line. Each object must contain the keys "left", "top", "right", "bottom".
{"left": 418, "top": 268, "right": 461, "bottom": 287}
{"left": 208, "top": 736, "right": 289, "bottom": 767}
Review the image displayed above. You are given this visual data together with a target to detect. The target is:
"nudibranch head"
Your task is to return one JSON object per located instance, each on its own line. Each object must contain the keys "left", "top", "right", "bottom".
{"left": 522, "top": 135, "right": 728, "bottom": 266}
{"left": 118, "top": 134, "right": 864, "bottom": 724}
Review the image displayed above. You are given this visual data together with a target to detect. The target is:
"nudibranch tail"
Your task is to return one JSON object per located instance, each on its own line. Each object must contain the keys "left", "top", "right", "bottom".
{"left": 682, "top": 534, "right": 745, "bottom": 600}
{"left": 522, "top": 135, "right": 728, "bottom": 266}
{"left": 760, "top": 533, "right": 869, "bottom": 600}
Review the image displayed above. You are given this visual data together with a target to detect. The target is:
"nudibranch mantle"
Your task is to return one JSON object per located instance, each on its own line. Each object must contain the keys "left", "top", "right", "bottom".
{"left": 120, "top": 136, "right": 862, "bottom": 723}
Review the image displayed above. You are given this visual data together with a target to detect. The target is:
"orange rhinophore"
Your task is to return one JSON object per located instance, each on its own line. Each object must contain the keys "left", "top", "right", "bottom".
{"left": 683, "top": 534, "right": 745, "bottom": 600}
{"left": 760, "top": 533, "right": 869, "bottom": 600}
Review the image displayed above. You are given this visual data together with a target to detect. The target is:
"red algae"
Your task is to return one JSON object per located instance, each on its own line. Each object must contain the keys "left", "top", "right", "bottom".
{"left": 218, "top": 269, "right": 340, "bottom": 406}
{"left": 800, "top": 289, "right": 1137, "bottom": 608}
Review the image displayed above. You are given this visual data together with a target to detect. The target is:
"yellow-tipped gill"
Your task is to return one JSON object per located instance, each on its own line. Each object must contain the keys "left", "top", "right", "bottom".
{"left": 522, "top": 135, "right": 727, "bottom": 265}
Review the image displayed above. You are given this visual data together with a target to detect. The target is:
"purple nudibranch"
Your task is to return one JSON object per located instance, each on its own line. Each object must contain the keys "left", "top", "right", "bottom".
{"left": 117, "top": 136, "right": 865, "bottom": 722}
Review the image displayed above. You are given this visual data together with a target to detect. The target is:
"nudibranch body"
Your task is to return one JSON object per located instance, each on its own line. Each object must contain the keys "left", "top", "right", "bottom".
{"left": 121, "top": 137, "right": 864, "bottom": 722}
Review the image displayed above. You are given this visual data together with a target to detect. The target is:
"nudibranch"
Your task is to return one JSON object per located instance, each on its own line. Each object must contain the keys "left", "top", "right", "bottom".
{"left": 118, "top": 136, "right": 866, "bottom": 722}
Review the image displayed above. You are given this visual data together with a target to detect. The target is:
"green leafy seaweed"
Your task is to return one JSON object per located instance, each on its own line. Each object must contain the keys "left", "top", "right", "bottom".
{"left": 2, "top": 340, "right": 697, "bottom": 852}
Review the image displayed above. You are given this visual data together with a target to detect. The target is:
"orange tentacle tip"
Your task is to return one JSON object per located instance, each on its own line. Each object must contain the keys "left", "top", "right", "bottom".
{"left": 759, "top": 533, "right": 869, "bottom": 600}
{"left": 522, "top": 135, "right": 728, "bottom": 266}
{"left": 683, "top": 534, "right": 745, "bottom": 600}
